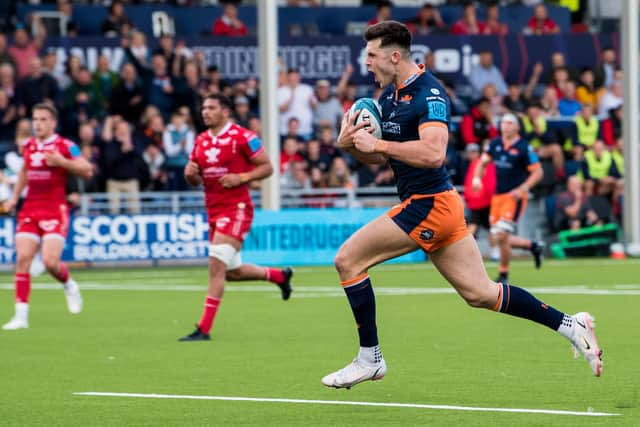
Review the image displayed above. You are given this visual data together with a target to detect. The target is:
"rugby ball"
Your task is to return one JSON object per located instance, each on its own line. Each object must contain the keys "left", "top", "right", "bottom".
{"left": 349, "top": 98, "right": 382, "bottom": 139}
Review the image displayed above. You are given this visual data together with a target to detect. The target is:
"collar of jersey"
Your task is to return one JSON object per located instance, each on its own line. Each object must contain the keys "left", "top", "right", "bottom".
{"left": 37, "top": 133, "right": 58, "bottom": 145}
{"left": 394, "top": 64, "right": 425, "bottom": 100}
{"left": 208, "top": 121, "right": 232, "bottom": 139}
{"left": 501, "top": 136, "right": 521, "bottom": 149}
{"left": 397, "top": 64, "right": 425, "bottom": 90}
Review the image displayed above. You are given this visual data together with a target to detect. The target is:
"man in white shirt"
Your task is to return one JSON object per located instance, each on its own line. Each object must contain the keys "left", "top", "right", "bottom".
{"left": 277, "top": 68, "right": 315, "bottom": 140}
{"left": 598, "top": 80, "right": 623, "bottom": 118}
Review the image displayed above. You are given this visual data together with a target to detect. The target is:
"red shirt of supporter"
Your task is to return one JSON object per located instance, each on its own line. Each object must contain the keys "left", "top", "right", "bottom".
{"left": 22, "top": 134, "right": 80, "bottom": 211}
{"left": 190, "top": 122, "right": 263, "bottom": 213}
{"left": 451, "top": 4, "right": 487, "bottom": 35}
{"left": 526, "top": 17, "right": 559, "bottom": 34}
{"left": 212, "top": 4, "right": 248, "bottom": 36}
{"left": 464, "top": 157, "right": 496, "bottom": 210}
{"left": 526, "top": 5, "right": 560, "bottom": 35}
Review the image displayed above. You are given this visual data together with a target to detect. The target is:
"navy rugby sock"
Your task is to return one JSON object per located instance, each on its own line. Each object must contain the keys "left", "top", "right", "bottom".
{"left": 494, "top": 283, "right": 565, "bottom": 331}
{"left": 341, "top": 274, "right": 378, "bottom": 347}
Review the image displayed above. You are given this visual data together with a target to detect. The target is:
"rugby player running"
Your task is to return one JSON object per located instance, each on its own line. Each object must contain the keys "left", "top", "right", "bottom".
{"left": 321, "top": 21, "right": 602, "bottom": 389}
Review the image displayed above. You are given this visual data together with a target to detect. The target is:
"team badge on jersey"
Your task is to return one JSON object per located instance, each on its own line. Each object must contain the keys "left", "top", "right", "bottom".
{"left": 30, "top": 152, "right": 45, "bottom": 167}
{"left": 205, "top": 147, "right": 221, "bottom": 163}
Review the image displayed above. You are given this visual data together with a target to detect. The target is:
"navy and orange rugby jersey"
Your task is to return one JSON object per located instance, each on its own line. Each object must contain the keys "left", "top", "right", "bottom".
{"left": 484, "top": 137, "right": 540, "bottom": 194}
{"left": 377, "top": 66, "right": 453, "bottom": 201}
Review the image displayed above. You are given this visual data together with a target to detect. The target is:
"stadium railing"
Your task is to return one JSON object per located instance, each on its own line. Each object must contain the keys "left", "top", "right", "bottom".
{"left": 77, "top": 187, "right": 401, "bottom": 215}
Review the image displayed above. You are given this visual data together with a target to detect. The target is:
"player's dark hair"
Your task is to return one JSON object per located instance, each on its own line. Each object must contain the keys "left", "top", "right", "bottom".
{"left": 204, "top": 93, "right": 233, "bottom": 111}
{"left": 364, "top": 20, "right": 412, "bottom": 55}
{"left": 376, "top": 0, "right": 393, "bottom": 10}
{"left": 32, "top": 102, "right": 58, "bottom": 120}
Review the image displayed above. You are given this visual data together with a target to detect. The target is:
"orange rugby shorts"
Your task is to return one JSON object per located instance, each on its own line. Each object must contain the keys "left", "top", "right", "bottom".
{"left": 387, "top": 189, "right": 469, "bottom": 253}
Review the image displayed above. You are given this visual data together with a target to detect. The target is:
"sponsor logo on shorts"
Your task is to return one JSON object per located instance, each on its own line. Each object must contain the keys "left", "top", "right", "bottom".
{"left": 419, "top": 228, "right": 434, "bottom": 241}
{"left": 39, "top": 219, "right": 60, "bottom": 232}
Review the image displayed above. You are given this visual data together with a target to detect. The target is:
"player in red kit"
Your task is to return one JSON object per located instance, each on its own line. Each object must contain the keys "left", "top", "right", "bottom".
{"left": 179, "top": 94, "right": 293, "bottom": 341}
{"left": 2, "top": 103, "right": 93, "bottom": 330}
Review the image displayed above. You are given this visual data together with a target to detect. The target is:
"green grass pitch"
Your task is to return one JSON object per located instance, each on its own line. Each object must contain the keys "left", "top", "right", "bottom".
{"left": 1, "top": 259, "right": 638, "bottom": 426}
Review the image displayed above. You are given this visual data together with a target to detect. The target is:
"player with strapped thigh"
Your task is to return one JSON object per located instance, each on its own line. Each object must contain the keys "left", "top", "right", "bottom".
{"left": 179, "top": 94, "right": 293, "bottom": 342}
{"left": 472, "top": 114, "right": 545, "bottom": 284}
{"left": 2, "top": 103, "right": 93, "bottom": 330}
{"left": 321, "top": 21, "right": 602, "bottom": 389}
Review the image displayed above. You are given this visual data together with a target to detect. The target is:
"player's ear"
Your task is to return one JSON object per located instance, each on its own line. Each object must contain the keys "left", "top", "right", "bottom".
{"left": 391, "top": 50, "right": 402, "bottom": 65}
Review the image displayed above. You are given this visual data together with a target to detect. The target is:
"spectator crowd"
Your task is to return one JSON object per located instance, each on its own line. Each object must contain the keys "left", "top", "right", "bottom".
{"left": 0, "top": 0, "right": 625, "bottom": 235}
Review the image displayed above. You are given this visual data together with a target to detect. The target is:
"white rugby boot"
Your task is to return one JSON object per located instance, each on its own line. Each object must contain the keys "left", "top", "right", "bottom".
{"left": 64, "top": 279, "right": 83, "bottom": 314}
{"left": 2, "top": 303, "right": 29, "bottom": 330}
{"left": 570, "top": 312, "right": 603, "bottom": 377}
{"left": 321, "top": 357, "right": 387, "bottom": 389}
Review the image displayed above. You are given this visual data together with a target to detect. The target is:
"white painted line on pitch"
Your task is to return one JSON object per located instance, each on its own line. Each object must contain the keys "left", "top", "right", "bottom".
{"left": 73, "top": 392, "right": 619, "bottom": 417}
{"left": 2, "top": 283, "right": 640, "bottom": 296}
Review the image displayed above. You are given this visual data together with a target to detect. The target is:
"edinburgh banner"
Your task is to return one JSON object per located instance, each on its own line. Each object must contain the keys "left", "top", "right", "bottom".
{"left": 44, "top": 33, "right": 618, "bottom": 87}
{"left": 0, "top": 209, "right": 425, "bottom": 266}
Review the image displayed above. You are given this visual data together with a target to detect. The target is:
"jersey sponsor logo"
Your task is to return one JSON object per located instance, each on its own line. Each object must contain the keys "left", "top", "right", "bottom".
{"left": 205, "top": 147, "right": 221, "bottom": 163}
{"left": 382, "top": 122, "right": 401, "bottom": 135}
{"left": 31, "top": 152, "right": 45, "bottom": 167}
{"left": 399, "top": 94, "right": 412, "bottom": 103}
{"left": 495, "top": 156, "right": 514, "bottom": 169}
{"left": 427, "top": 100, "right": 447, "bottom": 121}
{"left": 216, "top": 137, "right": 231, "bottom": 145}
{"left": 27, "top": 170, "right": 52, "bottom": 180}
{"left": 508, "top": 148, "right": 519, "bottom": 155}
{"left": 430, "top": 88, "right": 440, "bottom": 95}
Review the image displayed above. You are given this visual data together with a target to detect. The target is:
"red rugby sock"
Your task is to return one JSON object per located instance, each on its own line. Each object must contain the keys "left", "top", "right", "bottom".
{"left": 52, "top": 263, "right": 69, "bottom": 284}
{"left": 198, "top": 296, "right": 221, "bottom": 334}
{"left": 264, "top": 268, "right": 285, "bottom": 285}
{"left": 15, "top": 273, "right": 31, "bottom": 303}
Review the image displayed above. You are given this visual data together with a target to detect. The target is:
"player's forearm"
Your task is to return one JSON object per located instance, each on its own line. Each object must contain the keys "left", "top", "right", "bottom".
{"left": 10, "top": 168, "right": 27, "bottom": 202}
{"left": 243, "top": 163, "right": 273, "bottom": 183}
{"left": 521, "top": 167, "right": 543, "bottom": 192}
{"left": 62, "top": 158, "right": 94, "bottom": 179}
{"left": 343, "top": 146, "right": 387, "bottom": 165}
{"left": 374, "top": 139, "right": 444, "bottom": 168}
{"left": 185, "top": 175, "right": 202, "bottom": 186}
